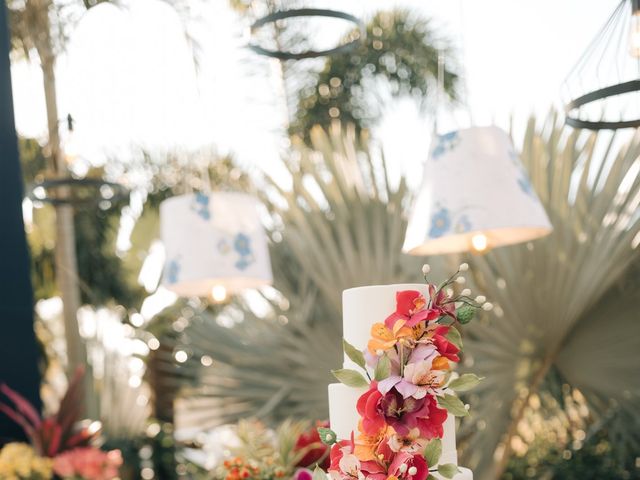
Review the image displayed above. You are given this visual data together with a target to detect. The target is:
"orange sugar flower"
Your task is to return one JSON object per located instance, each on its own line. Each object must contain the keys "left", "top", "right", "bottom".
{"left": 368, "top": 321, "right": 413, "bottom": 355}
{"left": 354, "top": 421, "right": 388, "bottom": 462}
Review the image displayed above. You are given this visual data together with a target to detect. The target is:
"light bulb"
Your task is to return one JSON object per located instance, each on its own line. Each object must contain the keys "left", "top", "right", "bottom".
{"left": 471, "top": 233, "right": 488, "bottom": 253}
{"left": 630, "top": 11, "right": 640, "bottom": 58}
{"left": 211, "top": 285, "right": 227, "bottom": 303}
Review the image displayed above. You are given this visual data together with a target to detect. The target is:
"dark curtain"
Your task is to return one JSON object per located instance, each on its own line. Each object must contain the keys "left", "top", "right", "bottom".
{"left": 0, "top": 0, "right": 41, "bottom": 443}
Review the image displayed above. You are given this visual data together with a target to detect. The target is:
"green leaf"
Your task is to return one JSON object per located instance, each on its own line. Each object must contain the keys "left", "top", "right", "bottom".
{"left": 342, "top": 338, "right": 366, "bottom": 369}
{"left": 456, "top": 305, "right": 476, "bottom": 324}
{"left": 445, "top": 326, "right": 463, "bottom": 350}
{"left": 436, "top": 316, "right": 455, "bottom": 326}
{"left": 374, "top": 354, "right": 391, "bottom": 381}
{"left": 437, "top": 463, "right": 460, "bottom": 479}
{"left": 317, "top": 427, "right": 337, "bottom": 446}
{"left": 448, "top": 374, "right": 483, "bottom": 392}
{"left": 423, "top": 438, "right": 442, "bottom": 466}
{"left": 313, "top": 466, "right": 327, "bottom": 480}
{"left": 437, "top": 393, "right": 469, "bottom": 417}
{"left": 427, "top": 476, "right": 438, "bottom": 480}
{"left": 332, "top": 369, "right": 369, "bottom": 388}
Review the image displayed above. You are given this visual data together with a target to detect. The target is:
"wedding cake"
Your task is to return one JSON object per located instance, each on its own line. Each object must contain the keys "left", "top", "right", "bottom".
{"left": 321, "top": 267, "right": 488, "bottom": 480}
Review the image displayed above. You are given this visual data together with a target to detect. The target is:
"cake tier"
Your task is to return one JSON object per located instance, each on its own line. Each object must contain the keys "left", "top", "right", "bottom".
{"left": 342, "top": 284, "right": 429, "bottom": 370}
{"left": 328, "top": 383, "right": 458, "bottom": 466}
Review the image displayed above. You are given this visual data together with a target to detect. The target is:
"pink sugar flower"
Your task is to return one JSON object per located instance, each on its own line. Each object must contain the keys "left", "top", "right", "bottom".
{"left": 53, "top": 447, "right": 122, "bottom": 480}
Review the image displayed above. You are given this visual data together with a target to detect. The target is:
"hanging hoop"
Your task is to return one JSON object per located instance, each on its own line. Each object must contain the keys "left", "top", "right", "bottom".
{"left": 565, "top": 80, "right": 640, "bottom": 130}
{"left": 28, "top": 177, "right": 129, "bottom": 208}
{"left": 248, "top": 8, "right": 365, "bottom": 60}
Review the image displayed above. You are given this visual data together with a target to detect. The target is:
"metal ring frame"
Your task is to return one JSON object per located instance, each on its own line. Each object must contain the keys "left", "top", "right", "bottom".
{"left": 565, "top": 79, "right": 640, "bottom": 130}
{"left": 28, "top": 177, "right": 129, "bottom": 207}
{"left": 248, "top": 8, "right": 365, "bottom": 60}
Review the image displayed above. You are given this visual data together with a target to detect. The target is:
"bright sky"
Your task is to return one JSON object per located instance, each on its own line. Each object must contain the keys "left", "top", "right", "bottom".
{"left": 11, "top": 0, "right": 618, "bottom": 186}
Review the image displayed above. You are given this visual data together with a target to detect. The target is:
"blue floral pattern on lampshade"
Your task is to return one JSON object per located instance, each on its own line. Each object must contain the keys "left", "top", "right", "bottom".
{"left": 431, "top": 131, "right": 460, "bottom": 160}
{"left": 429, "top": 207, "right": 451, "bottom": 238}
{"left": 429, "top": 206, "right": 475, "bottom": 238}
{"left": 190, "top": 192, "right": 211, "bottom": 220}
{"left": 166, "top": 258, "right": 181, "bottom": 284}
{"left": 234, "top": 233, "right": 255, "bottom": 270}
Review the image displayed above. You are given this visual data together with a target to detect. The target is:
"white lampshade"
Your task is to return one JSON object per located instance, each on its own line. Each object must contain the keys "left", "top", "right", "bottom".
{"left": 403, "top": 126, "right": 552, "bottom": 255}
{"left": 160, "top": 192, "right": 272, "bottom": 298}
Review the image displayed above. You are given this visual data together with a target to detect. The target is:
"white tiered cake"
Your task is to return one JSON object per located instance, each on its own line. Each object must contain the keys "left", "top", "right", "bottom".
{"left": 327, "top": 284, "right": 473, "bottom": 480}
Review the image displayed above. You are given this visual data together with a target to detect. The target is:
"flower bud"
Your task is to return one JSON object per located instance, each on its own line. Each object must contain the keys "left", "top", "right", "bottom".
{"left": 408, "top": 466, "right": 418, "bottom": 476}
{"left": 482, "top": 302, "right": 494, "bottom": 311}
{"left": 455, "top": 276, "right": 466, "bottom": 284}
{"left": 399, "top": 464, "right": 408, "bottom": 473}
{"left": 459, "top": 262, "right": 469, "bottom": 272}
{"left": 376, "top": 349, "right": 384, "bottom": 357}
{"left": 422, "top": 264, "right": 431, "bottom": 275}
{"left": 461, "top": 288, "right": 471, "bottom": 297}
{"left": 475, "top": 295, "right": 486, "bottom": 303}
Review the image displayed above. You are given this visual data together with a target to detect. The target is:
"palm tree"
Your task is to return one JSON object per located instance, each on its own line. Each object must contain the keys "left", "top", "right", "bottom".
{"left": 228, "top": 2, "right": 458, "bottom": 138}
{"left": 9, "top": 0, "right": 88, "bottom": 385}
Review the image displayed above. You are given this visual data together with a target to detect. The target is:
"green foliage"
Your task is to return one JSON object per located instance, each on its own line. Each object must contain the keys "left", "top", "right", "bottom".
{"left": 373, "top": 354, "right": 390, "bottom": 381}
{"left": 290, "top": 9, "right": 458, "bottom": 139}
{"left": 422, "top": 438, "right": 442, "bottom": 466}
{"left": 447, "top": 374, "right": 482, "bottom": 392}
{"left": 437, "top": 393, "right": 469, "bottom": 417}
{"left": 504, "top": 430, "right": 639, "bottom": 480}
{"left": 332, "top": 368, "right": 369, "bottom": 388}
{"left": 342, "top": 338, "right": 366, "bottom": 369}
{"left": 460, "top": 117, "right": 640, "bottom": 479}
{"left": 437, "top": 464, "right": 460, "bottom": 479}
{"left": 18, "top": 137, "right": 142, "bottom": 307}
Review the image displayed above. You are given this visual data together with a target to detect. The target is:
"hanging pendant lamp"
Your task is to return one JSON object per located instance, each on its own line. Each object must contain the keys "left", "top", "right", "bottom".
{"left": 403, "top": 126, "right": 552, "bottom": 256}
{"left": 563, "top": 0, "right": 640, "bottom": 130}
{"left": 160, "top": 192, "right": 272, "bottom": 301}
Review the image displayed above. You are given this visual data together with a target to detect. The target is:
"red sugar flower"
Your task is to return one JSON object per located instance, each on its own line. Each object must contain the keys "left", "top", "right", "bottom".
{"left": 384, "top": 291, "right": 439, "bottom": 329}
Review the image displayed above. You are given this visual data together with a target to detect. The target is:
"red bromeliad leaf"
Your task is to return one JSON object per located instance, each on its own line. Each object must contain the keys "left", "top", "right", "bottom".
{"left": 47, "top": 424, "right": 62, "bottom": 457}
{"left": 0, "top": 384, "right": 42, "bottom": 428}
{"left": 0, "top": 403, "right": 36, "bottom": 439}
{"left": 56, "top": 367, "right": 85, "bottom": 434}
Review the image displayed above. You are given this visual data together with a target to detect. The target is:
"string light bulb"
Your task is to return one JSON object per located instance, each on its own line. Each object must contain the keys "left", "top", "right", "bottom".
{"left": 470, "top": 233, "right": 488, "bottom": 253}
{"left": 211, "top": 285, "right": 228, "bottom": 303}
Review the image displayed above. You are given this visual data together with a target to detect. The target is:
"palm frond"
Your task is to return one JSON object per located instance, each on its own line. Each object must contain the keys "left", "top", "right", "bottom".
{"left": 460, "top": 118, "right": 640, "bottom": 479}
{"left": 155, "top": 125, "right": 429, "bottom": 430}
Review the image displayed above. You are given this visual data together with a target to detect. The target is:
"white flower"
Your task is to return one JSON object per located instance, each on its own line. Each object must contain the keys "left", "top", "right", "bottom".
{"left": 459, "top": 262, "right": 469, "bottom": 272}
{"left": 339, "top": 454, "right": 361, "bottom": 477}
{"left": 482, "top": 302, "right": 494, "bottom": 311}
{"left": 422, "top": 264, "right": 431, "bottom": 275}
{"left": 475, "top": 295, "right": 486, "bottom": 303}
{"left": 461, "top": 288, "right": 471, "bottom": 297}
{"left": 455, "top": 276, "right": 466, "bottom": 284}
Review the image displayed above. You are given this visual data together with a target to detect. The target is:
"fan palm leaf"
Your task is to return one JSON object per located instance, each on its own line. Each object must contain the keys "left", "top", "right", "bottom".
{"left": 460, "top": 117, "right": 640, "bottom": 479}
{"left": 154, "top": 125, "right": 430, "bottom": 430}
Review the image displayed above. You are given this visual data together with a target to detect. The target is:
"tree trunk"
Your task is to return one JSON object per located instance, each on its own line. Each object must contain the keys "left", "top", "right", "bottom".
{"left": 33, "top": 0, "right": 91, "bottom": 414}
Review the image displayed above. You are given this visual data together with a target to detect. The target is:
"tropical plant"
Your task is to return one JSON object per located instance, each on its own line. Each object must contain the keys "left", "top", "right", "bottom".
{"left": 147, "top": 125, "right": 434, "bottom": 427}
{"left": 149, "top": 119, "right": 639, "bottom": 479}
{"left": 459, "top": 117, "right": 640, "bottom": 479}
{"left": 229, "top": 2, "right": 457, "bottom": 138}
{"left": 290, "top": 9, "right": 458, "bottom": 140}
{"left": 0, "top": 367, "right": 96, "bottom": 457}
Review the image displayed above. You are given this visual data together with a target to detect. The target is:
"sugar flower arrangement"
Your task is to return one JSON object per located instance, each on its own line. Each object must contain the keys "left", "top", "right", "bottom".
{"left": 317, "top": 264, "right": 491, "bottom": 480}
